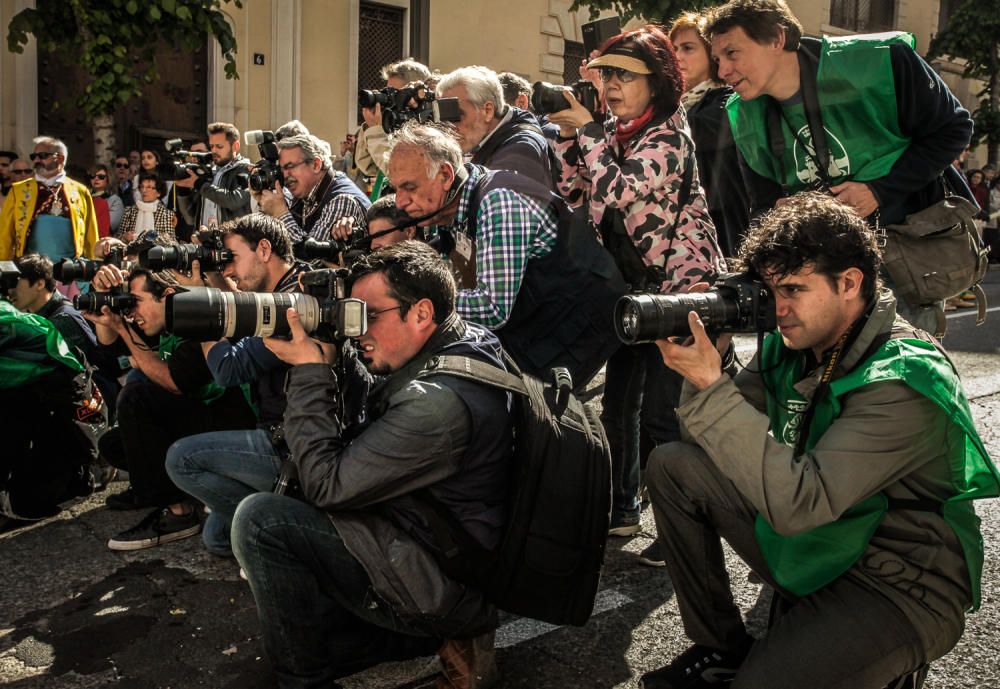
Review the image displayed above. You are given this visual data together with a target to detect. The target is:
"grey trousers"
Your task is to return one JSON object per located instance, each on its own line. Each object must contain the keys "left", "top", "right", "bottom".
{"left": 646, "top": 441, "right": 949, "bottom": 689}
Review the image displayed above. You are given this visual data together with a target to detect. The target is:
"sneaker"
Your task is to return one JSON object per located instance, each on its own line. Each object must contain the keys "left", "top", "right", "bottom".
{"left": 609, "top": 513, "right": 641, "bottom": 537}
{"left": 639, "top": 644, "right": 746, "bottom": 689}
{"left": 107, "top": 507, "right": 201, "bottom": 551}
{"left": 436, "top": 631, "right": 498, "bottom": 689}
{"left": 638, "top": 540, "right": 665, "bottom": 567}
{"left": 105, "top": 487, "right": 150, "bottom": 511}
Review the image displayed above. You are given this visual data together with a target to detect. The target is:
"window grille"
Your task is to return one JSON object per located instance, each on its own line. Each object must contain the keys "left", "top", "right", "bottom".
{"left": 830, "top": 0, "right": 896, "bottom": 32}
{"left": 564, "top": 40, "right": 586, "bottom": 85}
{"left": 358, "top": 2, "right": 405, "bottom": 123}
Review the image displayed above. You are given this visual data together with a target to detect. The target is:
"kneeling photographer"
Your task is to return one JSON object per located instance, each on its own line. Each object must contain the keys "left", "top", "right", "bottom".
{"left": 85, "top": 264, "right": 255, "bottom": 551}
{"left": 253, "top": 133, "right": 371, "bottom": 243}
{"left": 639, "top": 193, "right": 998, "bottom": 689}
{"left": 165, "top": 214, "right": 312, "bottom": 556}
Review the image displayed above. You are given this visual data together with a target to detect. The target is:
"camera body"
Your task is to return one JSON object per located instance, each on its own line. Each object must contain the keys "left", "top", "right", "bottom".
{"left": 161, "top": 138, "right": 216, "bottom": 182}
{"left": 140, "top": 228, "right": 234, "bottom": 273}
{"left": 360, "top": 86, "right": 462, "bottom": 133}
{"left": 53, "top": 246, "right": 126, "bottom": 283}
{"left": 244, "top": 130, "right": 283, "bottom": 193}
{"left": 166, "top": 268, "right": 367, "bottom": 343}
{"left": 531, "top": 80, "right": 601, "bottom": 117}
{"left": 293, "top": 228, "right": 370, "bottom": 266}
{"left": 614, "top": 272, "right": 777, "bottom": 344}
{"left": 74, "top": 288, "right": 137, "bottom": 315}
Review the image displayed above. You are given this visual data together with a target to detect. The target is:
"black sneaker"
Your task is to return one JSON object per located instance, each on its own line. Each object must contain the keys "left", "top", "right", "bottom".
{"left": 639, "top": 644, "right": 745, "bottom": 688}
{"left": 105, "top": 487, "right": 149, "bottom": 511}
{"left": 107, "top": 507, "right": 201, "bottom": 551}
{"left": 638, "top": 540, "right": 666, "bottom": 567}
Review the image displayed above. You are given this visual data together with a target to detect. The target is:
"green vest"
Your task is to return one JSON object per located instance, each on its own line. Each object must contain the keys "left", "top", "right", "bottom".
{"left": 728, "top": 32, "right": 914, "bottom": 191}
{"left": 157, "top": 333, "right": 227, "bottom": 406}
{"left": 756, "top": 332, "right": 998, "bottom": 608}
{"left": 0, "top": 300, "right": 84, "bottom": 388}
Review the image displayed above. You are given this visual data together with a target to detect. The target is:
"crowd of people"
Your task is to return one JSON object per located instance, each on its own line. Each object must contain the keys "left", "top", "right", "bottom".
{"left": 1, "top": 1, "right": 998, "bottom": 688}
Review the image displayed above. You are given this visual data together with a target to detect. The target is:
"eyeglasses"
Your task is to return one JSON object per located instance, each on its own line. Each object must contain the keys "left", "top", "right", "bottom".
{"left": 115, "top": 163, "right": 130, "bottom": 168}
{"left": 280, "top": 160, "right": 310, "bottom": 173}
{"left": 367, "top": 305, "right": 402, "bottom": 323}
{"left": 92, "top": 173, "right": 108, "bottom": 180}
{"left": 11, "top": 169, "right": 32, "bottom": 175}
{"left": 597, "top": 66, "right": 640, "bottom": 83}
{"left": 28, "top": 152, "right": 56, "bottom": 161}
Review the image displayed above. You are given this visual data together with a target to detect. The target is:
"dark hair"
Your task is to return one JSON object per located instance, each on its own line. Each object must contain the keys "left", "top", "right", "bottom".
{"left": 599, "top": 24, "right": 685, "bottom": 117}
{"left": 967, "top": 168, "right": 984, "bottom": 185}
{"left": 705, "top": 0, "right": 802, "bottom": 52}
{"left": 208, "top": 121, "right": 240, "bottom": 144}
{"left": 128, "top": 267, "right": 180, "bottom": 300}
{"left": 114, "top": 154, "right": 130, "bottom": 164}
{"left": 137, "top": 171, "right": 165, "bottom": 198}
{"left": 366, "top": 194, "right": 409, "bottom": 226}
{"left": 738, "top": 192, "right": 881, "bottom": 303}
{"left": 13, "top": 253, "right": 55, "bottom": 292}
{"left": 93, "top": 163, "right": 111, "bottom": 177}
{"left": 0, "top": 150, "right": 18, "bottom": 161}
{"left": 497, "top": 71, "right": 532, "bottom": 107}
{"left": 220, "top": 214, "right": 294, "bottom": 262}
{"left": 668, "top": 12, "right": 720, "bottom": 82}
{"left": 350, "top": 240, "right": 455, "bottom": 324}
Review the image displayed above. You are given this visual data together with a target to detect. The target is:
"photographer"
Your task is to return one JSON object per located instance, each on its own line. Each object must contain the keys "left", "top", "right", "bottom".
{"left": 165, "top": 215, "right": 311, "bottom": 555}
{"left": 86, "top": 265, "right": 255, "bottom": 550}
{"left": 355, "top": 58, "right": 433, "bottom": 180}
{"left": 437, "top": 65, "right": 554, "bottom": 187}
{"left": 640, "top": 193, "right": 998, "bottom": 689}
{"left": 175, "top": 122, "right": 253, "bottom": 228}
{"left": 548, "top": 25, "right": 724, "bottom": 543}
{"left": 329, "top": 193, "right": 416, "bottom": 254}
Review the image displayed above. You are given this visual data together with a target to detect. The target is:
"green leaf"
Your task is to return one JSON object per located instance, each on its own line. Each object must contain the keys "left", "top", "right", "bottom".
{"left": 176, "top": 6, "right": 192, "bottom": 20}
{"left": 162, "top": 0, "right": 177, "bottom": 13}
{"left": 149, "top": 5, "right": 161, "bottom": 20}
{"left": 125, "top": 0, "right": 138, "bottom": 15}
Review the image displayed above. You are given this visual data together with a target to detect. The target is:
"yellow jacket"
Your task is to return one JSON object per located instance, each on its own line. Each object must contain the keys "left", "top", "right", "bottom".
{"left": 0, "top": 177, "right": 99, "bottom": 259}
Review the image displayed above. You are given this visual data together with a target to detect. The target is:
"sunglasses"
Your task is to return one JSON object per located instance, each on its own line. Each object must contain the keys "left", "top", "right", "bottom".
{"left": 597, "top": 66, "right": 640, "bottom": 83}
{"left": 92, "top": 173, "right": 108, "bottom": 180}
{"left": 28, "top": 152, "right": 56, "bottom": 161}
{"left": 115, "top": 163, "right": 130, "bottom": 168}
{"left": 11, "top": 169, "right": 32, "bottom": 175}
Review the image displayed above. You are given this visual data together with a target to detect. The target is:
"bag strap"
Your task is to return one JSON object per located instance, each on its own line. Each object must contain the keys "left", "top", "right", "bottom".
{"left": 419, "top": 354, "right": 528, "bottom": 396}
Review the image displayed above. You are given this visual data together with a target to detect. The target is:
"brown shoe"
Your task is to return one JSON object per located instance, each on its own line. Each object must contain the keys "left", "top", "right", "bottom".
{"left": 435, "top": 630, "right": 498, "bottom": 689}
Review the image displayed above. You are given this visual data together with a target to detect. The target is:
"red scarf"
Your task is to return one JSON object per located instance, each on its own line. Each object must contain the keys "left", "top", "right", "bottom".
{"left": 614, "top": 106, "right": 655, "bottom": 145}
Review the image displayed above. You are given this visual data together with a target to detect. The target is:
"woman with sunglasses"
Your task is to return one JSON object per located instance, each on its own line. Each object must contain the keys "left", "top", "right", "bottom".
{"left": 549, "top": 25, "right": 725, "bottom": 555}
{"left": 669, "top": 12, "right": 749, "bottom": 259}
{"left": 89, "top": 164, "right": 124, "bottom": 237}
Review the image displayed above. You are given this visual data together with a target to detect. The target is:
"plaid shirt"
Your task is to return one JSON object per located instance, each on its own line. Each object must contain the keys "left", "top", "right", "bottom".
{"left": 428, "top": 165, "right": 558, "bottom": 328}
{"left": 279, "top": 176, "right": 368, "bottom": 243}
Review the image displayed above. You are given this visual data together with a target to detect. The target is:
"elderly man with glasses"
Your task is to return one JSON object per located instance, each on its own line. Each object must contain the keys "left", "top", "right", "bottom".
{"left": 0, "top": 136, "right": 99, "bottom": 263}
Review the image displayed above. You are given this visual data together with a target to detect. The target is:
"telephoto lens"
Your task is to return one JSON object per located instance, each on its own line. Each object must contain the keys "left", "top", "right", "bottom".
{"left": 52, "top": 258, "right": 103, "bottom": 283}
{"left": 73, "top": 290, "right": 137, "bottom": 314}
{"left": 166, "top": 288, "right": 367, "bottom": 342}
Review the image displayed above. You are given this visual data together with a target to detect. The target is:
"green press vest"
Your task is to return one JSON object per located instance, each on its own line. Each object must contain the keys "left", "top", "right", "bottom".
{"left": 0, "top": 299, "right": 84, "bottom": 388}
{"left": 728, "top": 32, "right": 914, "bottom": 191}
{"left": 756, "top": 333, "right": 998, "bottom": 607}
{"left": 157, "top": 333, "right": 227, "bottom": 406}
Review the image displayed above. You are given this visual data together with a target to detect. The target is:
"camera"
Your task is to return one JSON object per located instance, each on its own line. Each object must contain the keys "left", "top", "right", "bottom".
{"left": 292, "top": 226, "right": 370, "bottom": 264}
{"left": 165, "top": 268, "right": 367, "bottom": 343}
{"left": 531, "top": 80, "right": 601, "bottom": 117}
{"left": 360, "top": 85, "right": 462, "bottom": 133}
{"left": 614, "top": 273, "right": 776, "bottom": 344}
{"left": 73, "top": 289, "right": 137, "bottom": 315}
{"left": 140, "top": 228, "right": 234, "bottom": 273}
{"left": 53, "top": 246, "right": 126, "bottom": 283}
{"left": 1, "top": 260, "right": 21, "bottom": 292}
{"left": 160, "top": 138, "right": 216, "bottom": 182}
{"left": 245, "top": 130, "right": 283, "bottom": 193}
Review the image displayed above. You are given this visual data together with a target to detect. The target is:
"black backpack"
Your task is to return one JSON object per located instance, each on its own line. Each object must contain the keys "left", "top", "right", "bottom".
{"left": 416, "top": 354, "right": 612, "bottom": 627}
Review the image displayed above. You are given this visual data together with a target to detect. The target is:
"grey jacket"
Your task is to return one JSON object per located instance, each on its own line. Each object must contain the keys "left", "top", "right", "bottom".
{"left": 176, "top": 155, "right": 252, "bottom": 226}
{"left": 283, "top": 319, "right": 512, "bottom": 637}
{"left": 679, "top": 289, "right": 971, "bottom": 657}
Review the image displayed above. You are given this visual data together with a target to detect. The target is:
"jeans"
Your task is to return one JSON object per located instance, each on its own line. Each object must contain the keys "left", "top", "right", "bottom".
{"left": 165, "top": 429, "right": 283, "bottom": 556}
{"left": 232, "top": 493, "right": 441, "bottom": 689}
{"left": 600, "top": 343, "right": 683, "bottom": 519}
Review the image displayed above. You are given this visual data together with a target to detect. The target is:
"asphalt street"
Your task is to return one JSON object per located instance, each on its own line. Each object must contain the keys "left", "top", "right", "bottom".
{"left": 2, "top": 273, "right": 999, "bottom": 689}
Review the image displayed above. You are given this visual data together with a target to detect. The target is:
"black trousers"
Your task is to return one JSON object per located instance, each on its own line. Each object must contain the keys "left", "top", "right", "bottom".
{"left": 100, "top": 381, "right": 255, "bottom": 507}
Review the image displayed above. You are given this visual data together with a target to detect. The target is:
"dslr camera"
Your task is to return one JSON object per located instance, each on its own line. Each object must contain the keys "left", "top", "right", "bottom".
{"left": 359, "top": 85, "right": 462, "bottom": 133}
{"left": 245, "top": 130, "right": 282, "bottom": 193}
{"left": 293, "top": 227, "right": 370, "bottom": 266}
{"left": 531, "top": 80, "right": 601, "bottom": 118}
{"left": 160, "top": 138, "right": 216, "bottom": 182}
{"left": 614, "top": 273, "right": 776, "bottom": 344}
{"left": 53, "top": 246, "right": 127, "bottom": 283}
{"left": 166, "top": 268, "right": 367, "bottom": 343}
{"left": 140, "top": 228, "right": 234, "bottom": 273}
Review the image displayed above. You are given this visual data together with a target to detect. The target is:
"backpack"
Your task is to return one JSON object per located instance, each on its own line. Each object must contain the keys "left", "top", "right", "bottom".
{"left": 416, "top": 354, "right": 612, "bottom": 627}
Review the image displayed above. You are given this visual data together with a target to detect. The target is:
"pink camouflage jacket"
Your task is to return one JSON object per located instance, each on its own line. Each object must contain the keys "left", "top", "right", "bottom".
{"left": 553, "top": 108, "right": 725, "bottom": 292}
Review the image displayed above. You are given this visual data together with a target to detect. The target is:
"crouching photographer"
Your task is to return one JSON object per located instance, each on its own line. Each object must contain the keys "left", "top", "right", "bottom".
{"left": 85, "top": 264, "right": 255, "bottom": 551}
{"left": 164, "top": 214, "right": 312, "bottom": 556}
{"left": 639, "top": 193, "right": 998, "bottom": 689}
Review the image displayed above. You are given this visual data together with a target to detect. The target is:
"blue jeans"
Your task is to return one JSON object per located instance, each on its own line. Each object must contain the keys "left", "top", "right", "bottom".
{"left": 600, "top": 343, "right": 683, "bottom": 519}
{"left": 232, "top": 493, "right": 441, "bottom": 689}
{"left": 165, "top": 429, "right": 283, "bottom": 556}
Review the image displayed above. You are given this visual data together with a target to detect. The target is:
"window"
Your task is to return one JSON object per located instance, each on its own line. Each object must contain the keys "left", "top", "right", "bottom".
{"left": 937, "top": 0, "right": 963, "bottom": 32}
{"left": 358, "top": 2, "right": 405, "bottom": 120}
{"left": 564, "top": 40, "right": 586, "bottom": 85}
{"left": 829, "top": 0, "right": 896, "bottom": 32}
